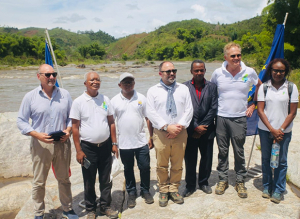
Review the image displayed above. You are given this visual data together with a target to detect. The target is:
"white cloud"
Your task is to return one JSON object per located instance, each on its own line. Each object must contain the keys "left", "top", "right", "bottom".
{"left": 177, "top": 8, "right": 195, "bottom": 14}
{"left": 191, "top": 4, "right": 205, "bottom": 14}
{"left": 94, "top": 18, "right": 102, "bottom": 23}
{"left": 54, "top": 13, "right": 86, "bottom": 23}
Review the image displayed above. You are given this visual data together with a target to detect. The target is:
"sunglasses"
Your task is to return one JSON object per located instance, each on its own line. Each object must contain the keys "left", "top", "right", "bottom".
{"left": 193, "top": 69, "right": 205, "bottom": 73}
{"left": 40, "top": 72, "right": 57, "bottom": 78}
{"left": 230, "top": 54, "right": 241, "bottom": 58}
{"left": 272, "top": 69, "right": 285, "bottom": 74}
{"left": 161, "top": 69, "right": 177, "bottom": 74}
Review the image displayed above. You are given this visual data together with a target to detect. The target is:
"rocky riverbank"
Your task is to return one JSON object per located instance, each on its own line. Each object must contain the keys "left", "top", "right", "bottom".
{"left": 0, "top": 111, "right": 299, "bottom": 218}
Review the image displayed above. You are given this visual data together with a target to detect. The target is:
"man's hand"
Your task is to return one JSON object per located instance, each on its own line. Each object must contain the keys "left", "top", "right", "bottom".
{"left": 60, "top": 129, "right": 70, "bottom": 142}
{"left": 166, "top": 133, "right": 177, "bottom": 139}
{"left": 112, "top": 145, "right": 119, "bottom": 158}
{"left": 246, "top": 104, "right": 256, "bottom": 117}
{"left": 76, "top": 150, "right": 86, "bottom": 165}
{"left": 192, "top": 132, "right": 202, "bottom": 139}
{"left": 34, "top": 132, "right": 53, "bottom": 144}
{"left": 167, "top": 124, "right": 182, "bottom": 136}
{"left": 195, "top": 125, "right": 208, "bottom": 136}
{"left": 148, "top": 139, "right": 154, "bottom": 149}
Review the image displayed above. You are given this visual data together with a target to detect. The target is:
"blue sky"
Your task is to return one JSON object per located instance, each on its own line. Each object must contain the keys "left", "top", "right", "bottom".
{"left": 1, "top": 0, "right": 269, "bottom": 38}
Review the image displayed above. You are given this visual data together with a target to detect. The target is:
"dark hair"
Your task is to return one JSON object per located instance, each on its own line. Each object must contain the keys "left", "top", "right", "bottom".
{"left": 191, "top": 60, "right": 205, "bottom": 70}
{"left": 159, "top": 61, "right": 174, "bottom": 72}
{"left": 266, "top": 58, "right": 291, "bottom": 78}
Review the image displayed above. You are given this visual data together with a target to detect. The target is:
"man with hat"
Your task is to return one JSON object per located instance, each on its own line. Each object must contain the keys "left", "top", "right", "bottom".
{"left": 111, "top": 72, "right": 154, "bottom": 208}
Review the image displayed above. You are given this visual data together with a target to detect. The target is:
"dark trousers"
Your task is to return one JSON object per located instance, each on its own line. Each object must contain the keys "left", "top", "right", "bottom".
{"left": 120, "top": 145, "right": 151, "bottom": 195}
{"left": 184, "top": 135, "right": 214, "bottom": 190}
{"left": 216, "top": 116, "right": 247, "bottom": 183}
{"left": 81, "top": 139, "right": 112, "bottom": 211}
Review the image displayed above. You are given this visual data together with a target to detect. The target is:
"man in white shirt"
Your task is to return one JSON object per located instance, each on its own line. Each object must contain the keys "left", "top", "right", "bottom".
{"left": 146, "top": 61, "right": 193, "bottom": 207}
{"left": 70, "top": 72, "right": 118, "bottom": 219}
{"left": 210, "top": 42, "right": 261, "bottom": 198}
{"left": 111, "top": 73, "right": 154, "bottom": 208}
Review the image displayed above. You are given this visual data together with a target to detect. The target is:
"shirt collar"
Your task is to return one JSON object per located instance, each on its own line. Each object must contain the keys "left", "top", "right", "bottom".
{"left": 222, "top": 61, "right": 246, "bottom": 74}
{"left": 120, "top": 90, "right": 137, "bottom": 101}
{"left": 38, "top": 85, "right": 60, "bottom": 97}
{"left": 267, "top": 79, "right": 288, "bottom": 88}
{"left": 83, "top": 91, "right": 100, "bottom": 101}
{"left": 191, "top": 78, "right": 206, "bottom": 87}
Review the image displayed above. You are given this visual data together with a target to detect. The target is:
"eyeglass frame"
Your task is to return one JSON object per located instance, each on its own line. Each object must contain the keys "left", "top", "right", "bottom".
{"left": 39, "top": 72, "right": 58, "bottom": 78}
{"left": 160, "top": 69, "right": 177, "bottom": 75}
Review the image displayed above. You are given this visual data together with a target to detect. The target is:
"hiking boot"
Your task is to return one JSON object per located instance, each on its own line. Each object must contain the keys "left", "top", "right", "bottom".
{"left": 215, "top": 181, "right": 229, "bottom": 195}
{"left": 127, "top": 194, "right": 136, "bottom": 208}
{"left": 141, "top": 192, "right": 154, "bottom": 204}
{"left": 86, "top": 211, "right": 96, "bottom": 219}
{"left": 182, "top": 188, "right": 196, "bottom": 197}
{"left": 159, "top": 192, "right": 169, "bottom": 207}
{"left": 199, "top": 185, "right": 212, "bottom": 194}
{"left": 169, "top": 192, "right": 184, "bottom": 204}
{"left": 62, "top": 209, "right": 79, "bottom": 219}
{"left": 100, "top": 207, "right": 118, "bottom": 219}
{"left": 262, "top": 189, "right": 271, "bottom": 199}
{"left": 235, "top": 182, "right": 248, "bottom": 198}
{"left": 270, "top": 192, "right": 282, "bottom": 204}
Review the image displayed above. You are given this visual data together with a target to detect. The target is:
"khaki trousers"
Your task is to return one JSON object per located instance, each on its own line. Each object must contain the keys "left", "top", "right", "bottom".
{"left": 30, "top": 137, "right": 72, "bottom": 216}
{"left": 153, "top": 128, "right": 187, "bottom": 193}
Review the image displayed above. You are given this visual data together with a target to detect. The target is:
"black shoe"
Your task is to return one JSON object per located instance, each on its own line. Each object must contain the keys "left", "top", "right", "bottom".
{"left": 199, "top": 185, "right": 212, "bottom": 194}
{"left": 169, "top": 192, "right": 184, "bottom": 204}
{"left": 100, "top": 207, "right": 118, "bottom": 219}
{"left": 141, "top": 192, "right": 154, "bottom": 204}
{"left": 127, "top": 194, "right": 136, "bottom": 208}
{"left": 182, "top": 188, "right": 196, "bottom": 197}
{"left": 159, "top": 192, "right": 168, "bottom": 207}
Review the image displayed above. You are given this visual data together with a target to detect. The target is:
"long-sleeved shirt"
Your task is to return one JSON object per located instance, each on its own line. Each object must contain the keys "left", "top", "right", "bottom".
{"left": 17, "top": 85, "right": 72, "bottom": 135}
{"left": 146, "top": 82, "right": 193, "bottom": 130}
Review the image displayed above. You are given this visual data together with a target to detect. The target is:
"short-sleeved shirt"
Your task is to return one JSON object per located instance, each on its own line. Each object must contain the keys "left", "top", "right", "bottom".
{"left": 17, "top": 85, "right": 72, "bottom": 135}
{"left": 111, "top": 91, "right": 148, "bottom": 149}
{"left": 211, "top": 61, "right": 258, "bottom": 117}
{"left": 257, "top": 80, "right": 299, "bottom": 133}
{"left": 70, "top": 92, "right": 113, "bottom": 144}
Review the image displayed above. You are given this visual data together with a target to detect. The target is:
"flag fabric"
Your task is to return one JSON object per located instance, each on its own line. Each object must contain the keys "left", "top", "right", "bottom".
{"left": 246, "top": 24, "right": 285, "bottom": 136}
{"left": 45, "top": 40, "right": 71, "bottom": 177}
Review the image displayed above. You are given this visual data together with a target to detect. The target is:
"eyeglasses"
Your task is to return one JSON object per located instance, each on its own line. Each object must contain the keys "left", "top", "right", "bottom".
{"left": 121, "top": 81, "right": 134, "bottom": 85}
{"left": 161, "top": 69, "right": 177, "bottom": 74}
{"left": 193, "top": 69, "right": 205, "bottom": 73}
{"left": 272, "top": 69, "right": 285, "bottom": 74}
{"left": 39, "top": 72, "right": 57, "bottom": 78}
{"left": 230, "top": 54, "right": 241, "bottom": 58}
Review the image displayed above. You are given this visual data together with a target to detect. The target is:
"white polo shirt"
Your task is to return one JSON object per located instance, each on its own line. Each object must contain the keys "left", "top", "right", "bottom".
{"left": 70, "top": 91, "right": 113, "bottom": 144}
{"left": 111, "top": 90, "right": 148, "bottom": 150}
{"left": 146, "top": 82, "right": 193, "bottom": 130}
{"left": 211, "top": 61, "right": 258, "bottom": 117}
{"left": 257, "top": 80, "right": 299, "bottom": 133}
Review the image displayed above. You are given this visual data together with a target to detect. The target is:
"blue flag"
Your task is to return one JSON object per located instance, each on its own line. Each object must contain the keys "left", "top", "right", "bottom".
{"left": 45, "top": 40, "right": 59, "bottom": 87}
{"left": 246, "top": 24, "right": 285, "bottom": 136}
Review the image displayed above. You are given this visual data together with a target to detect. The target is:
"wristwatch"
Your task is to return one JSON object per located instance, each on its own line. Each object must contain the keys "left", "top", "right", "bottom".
{"left": 163, "top": 124, "right": 168, "bottom": 132}
{"left": 112, "top": 142, "right": 118, "bottom": 146}
{"left": 280, "top": 128, "right": 285, "bottom": 132}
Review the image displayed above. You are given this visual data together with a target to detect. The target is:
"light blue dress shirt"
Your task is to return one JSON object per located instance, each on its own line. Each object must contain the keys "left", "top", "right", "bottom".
{"left": 17, "top": 85, "right": 72, "bottom": 135}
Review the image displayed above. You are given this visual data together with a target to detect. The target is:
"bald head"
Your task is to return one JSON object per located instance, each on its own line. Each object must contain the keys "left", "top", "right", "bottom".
{"left": 84, "top": 71, "right": 100, "bottom": 82}
{"left": 37, "top": 64, "right": 54, "bottom": 74}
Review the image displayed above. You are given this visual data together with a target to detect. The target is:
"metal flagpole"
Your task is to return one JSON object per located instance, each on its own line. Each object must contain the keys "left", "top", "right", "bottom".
{"left": 45, "top": 29, "right": 64, "bottom": 88}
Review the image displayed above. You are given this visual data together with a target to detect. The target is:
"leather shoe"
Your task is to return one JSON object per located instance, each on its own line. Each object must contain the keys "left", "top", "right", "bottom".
{"left": 199, "top": 185, "right": 212, "bottom": 194}
{"left": 182, "top": 188, "right": 196, "bottom": 197}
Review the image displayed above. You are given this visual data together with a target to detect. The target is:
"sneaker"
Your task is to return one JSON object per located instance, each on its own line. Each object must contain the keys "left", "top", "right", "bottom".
{"left": 182, "top": 188, "right": 196, "bottom": 197}
{"left": 270, "top": 192, "right": 282, "bottom": 204}
{"left": 235, "top": 182, "right": 248, "bottom": 198}
{"left": 86, "top": 211, "right": 96, "bottom": 219}
{"left": 262, "top": 189, "right": 271, "bottom": 199}
{"left": 127, "top": 194, "right": 136, "bottom": 208}
{"left": 169, "top": 192, "right": 184, "bottom": 204}
{"left": 159, "top": 192, "right": 169, "bottom": 207}
{"left": 100, "top": 207, "right": 118, "bottom": 219}
{"left": 215, "top": 181, "right": 229, "bottom": 195}
{"left": 34, "top": 215, "right": 44, "bottom": 219}
{"left": 141, "top": 192, "right": 154, "bottom": 204}
{"left": 199, "top": 185, "right": 212, "bottom": 194}
{"left": 62, "top": 209, "right": 79, "bottom": 219}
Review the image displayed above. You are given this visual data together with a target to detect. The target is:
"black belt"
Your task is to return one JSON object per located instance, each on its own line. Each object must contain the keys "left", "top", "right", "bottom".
{"left": 81, "top": 138, "right": 109, "bottom": 147}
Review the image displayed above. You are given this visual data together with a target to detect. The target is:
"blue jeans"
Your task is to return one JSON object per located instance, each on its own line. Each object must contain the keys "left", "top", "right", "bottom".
{"left": 120, "top": 145, "right": 150, "bottom": 195}
{"left": 258, "top": 129, "right": 292, "bottom": 194}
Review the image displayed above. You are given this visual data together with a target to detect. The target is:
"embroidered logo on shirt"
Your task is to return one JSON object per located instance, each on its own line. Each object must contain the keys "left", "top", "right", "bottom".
{"left": 138, "top": 100, "right": 142, "bottom": 107}
{"left": 242, "top": 74, "right": 249, "bottom": 83}
{"left": 102, "top": 101, "right": 108, "bottom": 111}
{"left": 283, "top": 91, "right": 285, "bottom": 95}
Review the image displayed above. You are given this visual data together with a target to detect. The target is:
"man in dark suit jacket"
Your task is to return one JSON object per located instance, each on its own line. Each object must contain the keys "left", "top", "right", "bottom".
{"left": 183, "top": 60, "right": 218, "bottom": 197}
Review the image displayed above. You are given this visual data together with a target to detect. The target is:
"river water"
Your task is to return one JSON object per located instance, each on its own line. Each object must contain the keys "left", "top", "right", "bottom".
{"left": 0, "top": 61, "right": 220, "bottom": 113}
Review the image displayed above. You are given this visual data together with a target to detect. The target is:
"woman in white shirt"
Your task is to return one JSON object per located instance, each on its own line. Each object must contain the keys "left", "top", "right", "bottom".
{"left": 257, "top": 58, "right": 299, "bottom": 204}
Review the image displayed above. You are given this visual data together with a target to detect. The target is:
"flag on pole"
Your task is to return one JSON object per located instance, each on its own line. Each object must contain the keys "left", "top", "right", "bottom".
{"left": 45, "top": 39, "right": 71, "bottom": 177}
{"left": 246, "top": 24, "right": 285, "bottom": 136}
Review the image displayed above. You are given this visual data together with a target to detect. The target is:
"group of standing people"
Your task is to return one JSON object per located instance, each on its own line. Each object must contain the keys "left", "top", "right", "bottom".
{"left": 17, "top": 42, "right": 298, "bottom": 219}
